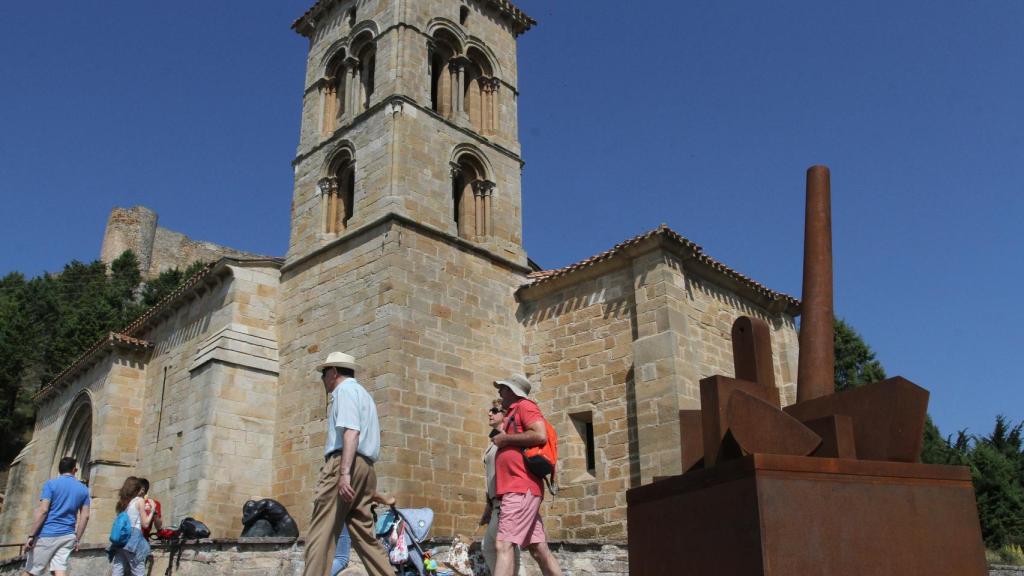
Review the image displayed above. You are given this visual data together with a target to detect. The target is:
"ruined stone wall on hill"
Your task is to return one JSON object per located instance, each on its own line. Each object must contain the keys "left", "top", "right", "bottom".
{"left": 100, "top": 206, "right": 266, "bottom": 278}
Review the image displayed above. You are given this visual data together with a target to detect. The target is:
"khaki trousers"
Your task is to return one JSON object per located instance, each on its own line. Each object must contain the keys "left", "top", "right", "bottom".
{"left": 303, "top": 454, "right": 392, "bottom": 576}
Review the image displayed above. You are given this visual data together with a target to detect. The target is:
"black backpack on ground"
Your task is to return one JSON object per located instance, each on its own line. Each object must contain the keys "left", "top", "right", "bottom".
{"left": 178, "top": 517, "right": 210, "bottom": 540}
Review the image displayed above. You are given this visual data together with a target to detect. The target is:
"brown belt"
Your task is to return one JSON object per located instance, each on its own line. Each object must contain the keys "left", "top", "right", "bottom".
{"left": 325, "top": 450, "right": 372, "bottom": 464}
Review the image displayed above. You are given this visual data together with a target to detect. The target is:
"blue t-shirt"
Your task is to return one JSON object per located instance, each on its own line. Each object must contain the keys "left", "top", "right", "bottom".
{"left": 38, "top": 475, "right": 91, "bottom": 537}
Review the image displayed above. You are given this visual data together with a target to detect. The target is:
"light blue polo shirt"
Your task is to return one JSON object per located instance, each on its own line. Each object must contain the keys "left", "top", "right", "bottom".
{"left": 38, "top": 474, "right": 91, "bottom": 537}
{"left": 325, "top": 377, "right": 381, "bottom": 462}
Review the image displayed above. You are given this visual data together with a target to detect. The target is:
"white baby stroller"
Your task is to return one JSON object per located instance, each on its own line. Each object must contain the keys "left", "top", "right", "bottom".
{"left": 373, "top": 502, "right": 435, "bottom": 576}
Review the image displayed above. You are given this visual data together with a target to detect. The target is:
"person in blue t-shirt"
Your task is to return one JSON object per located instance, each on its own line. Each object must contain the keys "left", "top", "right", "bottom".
{"left": 22, "top": 456, "right": 91, "bottom": 576}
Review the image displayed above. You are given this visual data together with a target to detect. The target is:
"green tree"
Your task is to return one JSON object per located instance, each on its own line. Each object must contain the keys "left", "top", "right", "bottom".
{"left": 108, "top": 250, "right": 143, "bottom": 328}
{"left": 0, "top": 273, "right": 36, "bottom": 463}
{"left": 971, "top": 437, "right": 1024, "bottom": 548}
{"left": 0, "top": 252, "right": 208, "bottom": 467}
{"left": 833, "top": 318, "right": 887, "bottom": 391}
{"left": 140, "top": 260, "right": 207, "bottom": 308}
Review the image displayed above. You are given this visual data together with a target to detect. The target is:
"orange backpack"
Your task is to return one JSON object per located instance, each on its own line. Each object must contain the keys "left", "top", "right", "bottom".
{"left": 508, "top": 402, "right": 559, "bottom": 495}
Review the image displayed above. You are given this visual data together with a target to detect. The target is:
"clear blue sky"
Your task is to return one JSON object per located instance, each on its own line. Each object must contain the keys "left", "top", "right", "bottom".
{"left": 1, "top": 1, "right": 1021, "bottom": 438}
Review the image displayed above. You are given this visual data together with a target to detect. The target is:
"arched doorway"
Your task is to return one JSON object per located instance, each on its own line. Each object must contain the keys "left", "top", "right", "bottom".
{"left": 55, "top": 394, "right": 93, "bottom": 484}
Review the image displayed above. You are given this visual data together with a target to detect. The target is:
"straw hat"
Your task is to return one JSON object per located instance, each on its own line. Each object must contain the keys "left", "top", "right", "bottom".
{"left": 493, "top": 374, "right": 532, "bottom": 398}
{"left": 315, "top": 351, "right": 359, "bottom": 373}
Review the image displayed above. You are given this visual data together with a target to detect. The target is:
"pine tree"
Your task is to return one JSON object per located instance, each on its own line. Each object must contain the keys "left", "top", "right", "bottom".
{"left": 833, "top": 318, "right": 887, "bottom": 391}
{"left": 0, "top": 252, "right": 206, "bottom": 467}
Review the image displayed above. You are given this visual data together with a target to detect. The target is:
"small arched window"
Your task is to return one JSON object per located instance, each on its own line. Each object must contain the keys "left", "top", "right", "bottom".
{"left": 429, "top": 29, "right": 462, "bottom": 118}
{"left": 358, "top": 45, "right": 376, "bottom": 111}
{"left": 321, "top": 52, "right": 348, "bottom": 135}
{"left": 460, "top": 6, "right": 470, "bottom": 25}
{"left": 320, "top": 151, "right": 356, "bottom": 234}
{"left": 465, "top": 47, "right": 498, "bottom": 136}
{"left": 450, "top": 153, "right": 494, "bottom": 241}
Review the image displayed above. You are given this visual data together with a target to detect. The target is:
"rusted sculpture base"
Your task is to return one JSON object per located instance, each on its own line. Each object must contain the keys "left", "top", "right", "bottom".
{"left": 626, "top": 454, "right": 986, "bottom": 575}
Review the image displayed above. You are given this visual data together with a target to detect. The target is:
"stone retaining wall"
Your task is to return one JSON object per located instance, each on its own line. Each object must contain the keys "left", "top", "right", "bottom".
{"left": 0, "top": 538, "right": 625, "bottom": 576}
{"left": 0, "top": 538, "right": 1015, "bottom": 575}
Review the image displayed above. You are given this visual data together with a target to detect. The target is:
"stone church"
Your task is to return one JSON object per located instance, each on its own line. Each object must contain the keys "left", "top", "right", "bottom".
{"left": 0, "top": 0, "right": 801, "bottom": 558}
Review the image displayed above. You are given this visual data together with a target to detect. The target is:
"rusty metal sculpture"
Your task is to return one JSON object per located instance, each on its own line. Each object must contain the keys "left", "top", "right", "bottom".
{"left": 627, "top": 166, "right": 987, "bottom": 575}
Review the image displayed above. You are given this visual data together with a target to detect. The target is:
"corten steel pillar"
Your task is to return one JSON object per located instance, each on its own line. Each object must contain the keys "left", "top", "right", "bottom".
{"left": 797, "top": 165, "right": 835, "bottom": 402}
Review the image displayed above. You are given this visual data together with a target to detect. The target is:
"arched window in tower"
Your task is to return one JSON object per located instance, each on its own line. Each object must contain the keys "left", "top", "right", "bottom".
{"left": 348, "top": 31, "right": 376, "bottom": 114}
{"left": 358, "top": 44, "right": 375, "bottom": 111}
{"left": 56, "top": 394, "right": 92, "bottom": 485}
{"left": 466, "top": 47, "right": 498, "bottom": 136}
{"left": 450, "top": 153, "right": 495, "bottom": 241}
{"left": 429, "top": 30, "right": 461, "bottom": 117}
{"left": 321, "top": 52, "right": 348, "bottom": 135}
{"left": 320, "top": 150, "right": 356, "bottom": 234}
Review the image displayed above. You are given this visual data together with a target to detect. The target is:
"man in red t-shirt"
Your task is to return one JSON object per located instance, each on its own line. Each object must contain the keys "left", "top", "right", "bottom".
{"left": 491, "top": 374, "right": 564, "bottom": 576}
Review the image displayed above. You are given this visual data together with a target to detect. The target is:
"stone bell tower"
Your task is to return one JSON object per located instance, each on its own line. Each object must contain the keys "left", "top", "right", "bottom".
{"left": 275, "top": 0, "right": 536, "bottom": 535}
{"left": 285, "top": 0, "right": 534, "bottom": 266}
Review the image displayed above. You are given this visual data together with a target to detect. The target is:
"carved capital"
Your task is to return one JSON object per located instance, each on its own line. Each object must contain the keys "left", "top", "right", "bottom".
{"left": 317, "top": 177, "right": 339, "bottom": 195}
{"left": 448, "top": 56, "right": 469, "bottom": 73}
{"left": 472, "top": 180, "right": 496, "bottom": 196}
{"left": 344, "top": 57, "right": 361, "bottom": 74}
{"left": 388, "top": 98, "right": 404, "bottom": 117}
{"left": 449, "top": 162, "right": 463, "bottom": 180}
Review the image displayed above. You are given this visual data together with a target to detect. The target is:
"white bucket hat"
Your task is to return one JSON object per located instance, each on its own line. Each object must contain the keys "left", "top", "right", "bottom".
{"left": 494, "top": 374, "right": 532, "bottom": 398}
{"left": 315, "top": 351, "right": 360, "bottom": 374}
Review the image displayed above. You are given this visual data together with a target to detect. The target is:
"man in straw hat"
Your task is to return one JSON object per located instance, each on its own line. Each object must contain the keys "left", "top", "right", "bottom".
{"left": 303, "top": 352, "right": 391, "bottom": 576}
{"left": 491, "top": 374, "right": 564, "bottom": 576}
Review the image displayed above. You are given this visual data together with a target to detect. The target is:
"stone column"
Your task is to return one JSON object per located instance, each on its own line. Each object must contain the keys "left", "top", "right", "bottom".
{"left": 472, "top": 180, "right": 495, "bottom": 238}
{"left": 318, "top": 176, "right": 339, "bottom": 234}
{"left": 449, "top": 58, "right": 468, "bottom": 122}
{"left": 491, "top": 79, "right": 501, "bottom": 136}
{"left": 345, "top": 58, "right": 361, "bottom": 118}
{"left": 320, "top": 77, "right": 336, "bottom": 135}
{"left": 481, "top": 78, "right": 498, "bottom": 135}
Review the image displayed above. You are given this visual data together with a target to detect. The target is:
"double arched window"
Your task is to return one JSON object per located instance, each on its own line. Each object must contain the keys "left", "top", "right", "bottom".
{"left": 319, "top": 148, "right": 356, "bottom": 234}
{"left": 429, "top": 26, "right": 500, "bottom": 136}
{"left": 450, "top": 149, "right": 495, "bottom": 241}
{"left": 319, "top": 26, "right": 378, "bottom": 136}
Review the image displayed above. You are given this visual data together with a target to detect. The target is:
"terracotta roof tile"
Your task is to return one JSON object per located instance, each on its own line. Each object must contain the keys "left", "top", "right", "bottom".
{"left": 524, "top": 224, "right": 800, "bottom": 311}
{"left": 34, "top": 332, "right": 153, "bottom": 402}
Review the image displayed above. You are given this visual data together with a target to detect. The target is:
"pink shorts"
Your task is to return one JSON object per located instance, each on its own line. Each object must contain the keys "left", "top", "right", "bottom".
{"left": 497, "top": 490, "right": 547, "bottom": 546}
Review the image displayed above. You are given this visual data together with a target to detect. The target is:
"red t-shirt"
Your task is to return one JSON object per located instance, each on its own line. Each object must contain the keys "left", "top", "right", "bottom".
{"left": 142, "top": 499, "right": 161, "bottom": 538}
{"left": 495, "top": 399, "right": 545, "bottom": 497}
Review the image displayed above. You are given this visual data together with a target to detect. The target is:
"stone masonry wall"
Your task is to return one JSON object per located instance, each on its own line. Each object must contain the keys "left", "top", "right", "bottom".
{"left": 275, "top": 218, "right": 528, "bottom": 536}
{"left": 274, "top": 221, "right": 397, "bottom": 529}
{"left": 520, "top": 267, "right": 636, "bottom": 542}
{"left": 0, "top": 351, "right": 149, "bottom": 550}
{"left": 0, "top": 538, "right": 629, "bottom": 576}
{"left": 1, "top": 540, "right": 1015, "bottom": 576}
{"left": 520, "top": 246, "right": 799, "bottom": 541}
{"left": 289, "top": 0, "right": 526, "bottom": 266}
{"left": 132, "top": 264, "right": 280, "bottom": 538}
{"left": 384, "top": 222, "right": 526, "bottom": 534}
